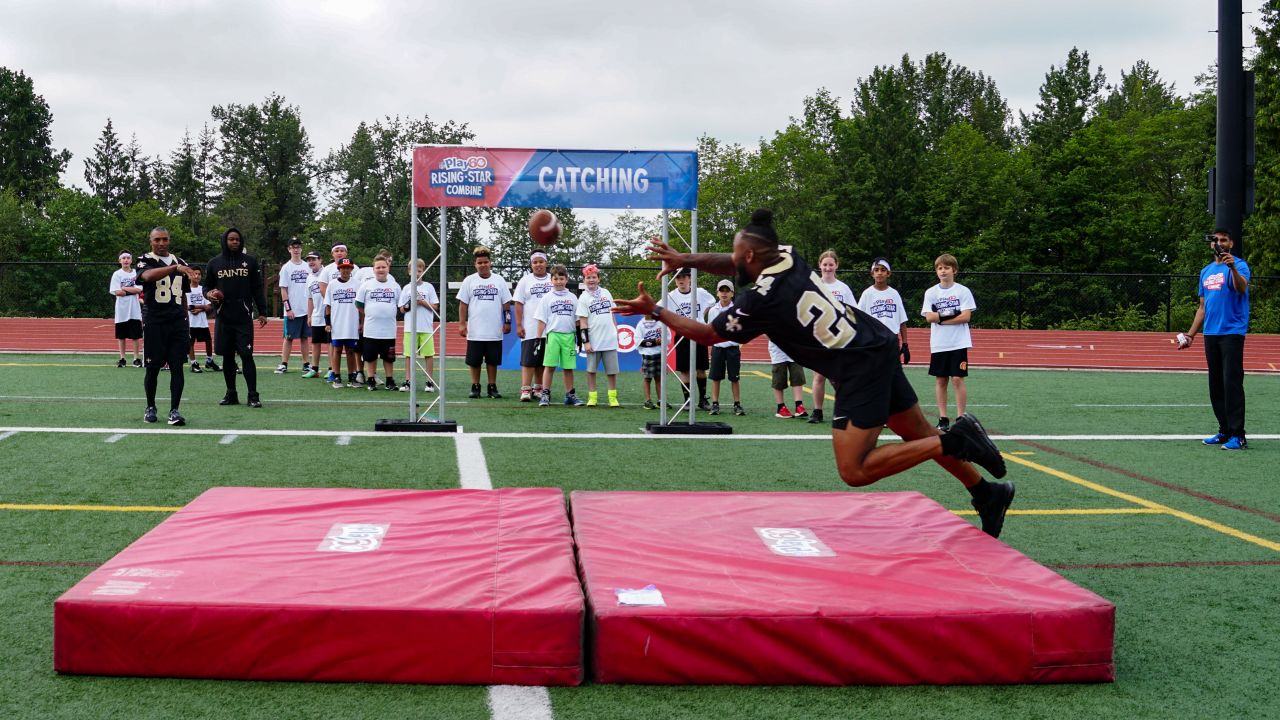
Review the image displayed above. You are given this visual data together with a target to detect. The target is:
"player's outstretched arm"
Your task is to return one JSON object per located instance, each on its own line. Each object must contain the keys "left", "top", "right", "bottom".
{"left": 647, "top": 237, "right": 736, "bottom": 280}
{"left": 614, "top": 282, "right": 725, "bottom": 347}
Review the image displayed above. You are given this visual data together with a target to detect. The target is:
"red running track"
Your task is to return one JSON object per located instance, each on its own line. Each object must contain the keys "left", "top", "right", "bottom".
{"left": 1, "top": 318, "right": 1278, "bottom": 373}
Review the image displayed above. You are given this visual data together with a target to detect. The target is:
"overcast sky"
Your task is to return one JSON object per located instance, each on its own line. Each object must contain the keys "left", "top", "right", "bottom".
{"left": 0, "top": 0, "right": 1267, "bottom": 191}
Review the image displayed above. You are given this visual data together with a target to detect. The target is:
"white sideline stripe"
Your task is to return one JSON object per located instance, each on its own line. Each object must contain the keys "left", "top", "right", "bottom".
{"left": 336, "top": 435, "right": 351, "bottom": 446}
{"left": 1075, "top": 403, "right": 1211, "bottom": 408}
{"left": 455, "top": 435, "right": 492, "bottom": 490}
{"left": 0, "top": 431, "right": 16, "bottom": 442}
{"left": 104, "top": 433, "right": 126, "bottom": 444}
{"left": 0, "top": 427, "right": 1276, "bottom": 442}
{"left": 488, "top": 685, "right": 553, "bottom": 720}
{"left": 219, "top": 434, "right": 237, "bottom": 445}
{"left": 0, "top": 394, "right": 470, "bottom": 406}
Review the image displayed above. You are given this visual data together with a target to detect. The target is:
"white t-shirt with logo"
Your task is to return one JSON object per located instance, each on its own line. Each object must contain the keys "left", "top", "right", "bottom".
{"left": 109, "top": 269, "right": 141, "bottom": 323}
{"left": 820, "top": 278, "right": 857, "bottom": 308}
{"left": 514, "top": 272, "right": 555, "bottom": 339}
{"left": 307, "top": 269, "right": 326, "bottom": 326}
{"left": 767, "top": 339, "right": 793, "bottom": 365}
{"left": 660, "top": 286, "right": 715, "bottom": 322}
{"left": 457, "top": 272, "right": 511, "bottom": 341}
{"left": 859, "top": 286, "right": 909, "bottom": 335}
{"left": 635, "top": 317, "right": 665, "bottom": 356}
{"left": 575, "top": 286, "right": 617, "bottom": 351}
{"left": 921, "top": 282, "right": 976, "bottom": 352}
{"left": 534, "top": 289, "right": 578, "bottom": 335}
{"left": 357, "top": 278, "right": 401, "bottom": 339}
{"left": 399, "top": 281, "right": 439, "bottom": 333}
{"left": 278, "top": 259, "right": 310, "bottom": 317}
{"left": 186, "top": 287, "right": 210, "bottom": 329}
{"left": 324, "top": 276, "right": 361, "bottom": 340}
{"left": 705, "top": 303, "right": 739, "bottom": 348}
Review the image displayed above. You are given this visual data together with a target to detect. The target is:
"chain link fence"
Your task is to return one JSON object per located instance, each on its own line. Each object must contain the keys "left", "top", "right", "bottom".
{"left": 3, "top": 261, "right": 1277, "bottom": 334}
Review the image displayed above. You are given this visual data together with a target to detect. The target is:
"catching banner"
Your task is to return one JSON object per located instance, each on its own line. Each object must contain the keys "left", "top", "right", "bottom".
{"left": 413, "top": 147, "right": 697, "bottom": 210}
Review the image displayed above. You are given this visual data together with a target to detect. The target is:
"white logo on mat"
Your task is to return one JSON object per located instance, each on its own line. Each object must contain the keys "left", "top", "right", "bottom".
{"left": 91, "top": 579, "right": 150, "bottom": 596}
{"left": 755, "top": 527, "right": 836, "bottom": 557}
{"left": 317, "top": 523, "right": 390, "bottom": 553}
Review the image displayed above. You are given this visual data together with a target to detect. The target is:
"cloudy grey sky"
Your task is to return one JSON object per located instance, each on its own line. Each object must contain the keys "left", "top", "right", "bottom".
{"left": 0, "top": 0, "right": 1266, "bottom": 190}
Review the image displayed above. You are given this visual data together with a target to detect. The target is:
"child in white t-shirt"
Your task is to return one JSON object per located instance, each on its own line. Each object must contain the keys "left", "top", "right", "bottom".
{"left": 356, "top": 257, "right": 401, "bottom": 391}
{"left": 109, "top": 251, "right": 143, "bottom": 368}
{"left": 921, "top": 253, "right": 977, "bottom": 431}
{"left": 768, "top": 339, "right": 807, "bottom": 419}
{"left": 575, "top": 263, "right": 620, "bottom": 407}
{"left": 858, "top": 256, "right": 910, "bottom": 362}
{"left": 185, "top": 266, "right": 214, "bottom": 373}
{"left": 513, "top": 251, "right": 554, "bottom": 401}
{"left": 457, "top": 245, "right": 512, "bottom": 399}
{"left": 535, "top": 264, "right": 584, "bottom": 407}
{"left": 705, "top": 279, "right": 744, "bottom": 416}
{"left": 303, "top": 251, "right": 328, "bottom": 379}
{"left": 807, "top": 249, "right": 857, "bottom": 424}
{"left": 634, "top": 315, "right": 666, "bottom": 410}
{"left": 323, "top": 259, "right": 361, "bottom": 389}
{"left": 399, "top": 258, "right": 440, "bottom": 393}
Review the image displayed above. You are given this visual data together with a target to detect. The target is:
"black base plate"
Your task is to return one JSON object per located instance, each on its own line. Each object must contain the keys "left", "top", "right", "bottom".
{"left": 645, "top": 421, "right": 734, "bottom": 435}
{"left": 374, "top": 419, "right": 459, "bottom": 433}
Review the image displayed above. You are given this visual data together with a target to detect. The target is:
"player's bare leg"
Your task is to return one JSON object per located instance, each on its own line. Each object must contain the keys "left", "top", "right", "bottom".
{"left": 953, "top": 377, "right": 967, "bottom": 416}
{"left": 831, "top": 419, "right": 942, "bottom": 487}
{"left": 934, "top": 376, "right": 949, "bottom": 421}
{"left": 887, "top": 404, "right": 981, "bottom": 488}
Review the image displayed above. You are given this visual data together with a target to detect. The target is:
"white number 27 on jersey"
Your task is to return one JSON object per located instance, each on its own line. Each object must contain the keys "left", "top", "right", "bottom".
{"left": 796, "top": 288, "right": 856, "bottom": 348}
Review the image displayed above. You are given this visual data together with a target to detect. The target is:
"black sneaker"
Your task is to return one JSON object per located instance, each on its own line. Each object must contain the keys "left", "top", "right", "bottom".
{"left": 733, "top": 402, "right": 746, "bottom": 416}
{"left": 205, "top": 359, "right": 221, "bottom": 372}
{"left": 709, "top": 402, "right": 720, "bottom": 415}
{"left": 132, "top": 358, "right": 143, "bottom": 368}
{"left": 936, "top": 416, "right": 950, "bottom": 431}
{"left": 697, "top": 397, "right": 712, "bottom": 412}
{"left": 167, "top": 409, "right": 186, "bottom": 426}
{"left": 117, "top": 358, "right": 127, "bottom": 368}
{"left": 247, "top": 393, "right": 262, "bottom": 409}
{"left": 643, "top": 400, "right": 657, "bottom": 410}
{"left": 367, "top": 378, "right": 378, "bottom": 391}
{"left": 190, "top": 362, "right": 202, "bottom": 374}
{"left": 487, "top": 384, "right": 502, "bottom": 399}
{"left": 468, "top": 384, "right": 481, "bottom": 399}
{"left": 972, "top": 481, "right": 1016, "bottom": 538}
{"left": 385, "top": 379, "right": 396, "bottom": 391}
{"left": 806, "top": 408, "right": 824, "bottom": 424}
{"left": 143, "top": 406, "right": 158, "bottom": 423}
{"left": 219, "top": 394, "right": 240, "bottom": 406}
{"left": 946, "top": 413, "right": 1007, "bottom": 479}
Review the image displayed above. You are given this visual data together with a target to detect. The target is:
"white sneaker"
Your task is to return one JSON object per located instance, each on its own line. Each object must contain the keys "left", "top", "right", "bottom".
{"left": 424, "top": 382, "right": 437, "bottom": 393}
{"left": 354, "top": 371, "right": 365, "bottom": 384}
{"left": 274, "top": 363, "right": 287, "bottom": 374}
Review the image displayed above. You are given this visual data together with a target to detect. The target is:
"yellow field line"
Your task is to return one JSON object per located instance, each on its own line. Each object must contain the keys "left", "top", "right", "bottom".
{"left": 0, "top": 503, "right": 182, "bottom": 513}
{"left": 747, "top": 369, "right": 835, "bottom": 401}
{"left": 1003, "top": 453, "right": 1280, "bottom": 552}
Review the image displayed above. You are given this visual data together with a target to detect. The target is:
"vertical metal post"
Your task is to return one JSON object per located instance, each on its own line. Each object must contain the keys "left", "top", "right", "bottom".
{"left": 658, "top": 209, "right": 669, "bottom": 424}
{"left": 687, "top": 210, "right": 698, "bottom": 424}
{"left": 408, "top": 204, "right": 418, "bottom": 420}
{"left": 438, "top": 209, "right": 448, "bottom": 423}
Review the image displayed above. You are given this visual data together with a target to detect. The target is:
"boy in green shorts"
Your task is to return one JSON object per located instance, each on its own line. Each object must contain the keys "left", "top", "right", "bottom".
{"left": 534, "top": 264, "right": 585, "bottom": 407}
{"left": 399, "top": 258, "right": 440, "bottom": 392}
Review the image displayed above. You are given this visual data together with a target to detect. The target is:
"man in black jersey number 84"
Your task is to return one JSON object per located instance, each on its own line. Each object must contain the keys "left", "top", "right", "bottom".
{"left": 614, "top": 209, "right": 1016, "bottom": 539}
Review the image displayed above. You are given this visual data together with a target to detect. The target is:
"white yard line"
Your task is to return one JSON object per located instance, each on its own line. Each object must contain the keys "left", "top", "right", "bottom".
{"left": 0, "top": 431, "right": 15, "bottom": 442}
{"left": 104, "top": 433, "right": 126, "bottom": 443}
{"left": 335, "top": 435, "right": 351, "bottom": 446}
{"left": 219, "top": 434, "right": 237, "bottom": 445}
{"left": 0, "top": 426, "right": 1277, "bottom": 442}
{"left": 455, "top": 434, "right": 493, "bottom": 490}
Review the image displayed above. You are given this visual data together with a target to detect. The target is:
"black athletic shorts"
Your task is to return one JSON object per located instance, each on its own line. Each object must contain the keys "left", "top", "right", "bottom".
{"left": 215, "top": 320, "right": 254, "bottom": 357}
{"left": 189, "top": 326, "right": 211, "bottom": 343}
{"left": 115, "top": 319, "right": 142, "bottom": 340}
{"left": 831, "top": 342, "right": 919, "bottom": 431}
{"left": 928, "top": 348, "right": 969, "bottom": 378}
{"left": 520, "top": 338, "right": 543, "bottom": 367}
{"left": 709, "top": 345, "right": 741, "bottom": 382}
{"left": 310, "top": 324, "right": 331, "bottom": 344}
{"left": 144, "top": 319, "right": 191, "bottom": 369}
{"left": 465, "top": 339, "right": 503, "bottom": 367}
{"left": 673, "top": 336, "right": 709, "bottom": 372}
{"left": 362, "top": 337, "right": 397, "bottom": 363}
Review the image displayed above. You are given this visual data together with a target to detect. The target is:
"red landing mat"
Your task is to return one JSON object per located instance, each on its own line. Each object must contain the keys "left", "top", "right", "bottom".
{"left": 55, "top": 487, "right": 584, "bottom": 685}
{"left": 572, "top": 491, "right": 1115, "bottom": 685}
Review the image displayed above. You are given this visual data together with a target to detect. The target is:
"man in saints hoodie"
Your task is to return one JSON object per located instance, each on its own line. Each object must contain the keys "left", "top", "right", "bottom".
{"left": 205, "top": 228, "right": 269, "bottom": 408}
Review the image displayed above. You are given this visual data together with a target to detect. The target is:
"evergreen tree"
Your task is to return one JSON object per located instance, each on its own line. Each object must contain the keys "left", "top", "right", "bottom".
{"left": 0, "top": 67, "right": 71, "bottom": 202}
{"left": 83, "top": 119, "right": 133, "bottom": 215}
{"left": 1020, "top": 47, "right": 1106, "bottom": 150}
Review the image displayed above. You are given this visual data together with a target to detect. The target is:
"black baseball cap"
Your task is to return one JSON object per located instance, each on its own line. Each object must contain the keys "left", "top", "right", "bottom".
{"left": 288, "top": 237, "right": 303, "bottom": 247}
{"left": 305, "top": 251, "right": 321, "bottom": 260}
{"left": 337, "top": 258, "right": 354, "bottom": 269}
{"left": 674, "top": 268, "right": 692, "bottom": 279}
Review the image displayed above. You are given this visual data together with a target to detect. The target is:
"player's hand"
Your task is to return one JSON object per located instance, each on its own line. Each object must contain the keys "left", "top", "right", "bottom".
{"left": 924, "top": 312, "right": 940, "bottom": 324}
{"left": 503, "top": 322, "right": 511, "bottom": 334}
{"left": 516, "top": 325, "right": 525, "bottom": 339}
{"left": 459, "top": 325, "right": 468, "bottom": 338}
{"left": 645, "top": 237, "right": 685, "bottom": 281}
{"left": 1221, "top": 252, "right": 1236, "bottom": 268}
{"left": 584, "top": 342, "right": 593, "bottom": 353}
{"left": 900, "top": 343, "right": 911, "bottom": 364}
{"left": 613, "top": 282, "right": 657, "bottom": 317}
{"left": 1173, "top": 333, "right": 1192, "bottom": 350}
{"left": 286, "top": 310, "right": 295, "bottom": 320}
{"left": 257, "top": 316, "right": 268, "bottom": 328}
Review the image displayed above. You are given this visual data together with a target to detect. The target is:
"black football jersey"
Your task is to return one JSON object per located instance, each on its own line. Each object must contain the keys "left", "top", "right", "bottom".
{"left": 134, "top": 253, "right": 190, "bottom": 324}
{"left": 709, "top": 248, "right": 894, "bottom": 380}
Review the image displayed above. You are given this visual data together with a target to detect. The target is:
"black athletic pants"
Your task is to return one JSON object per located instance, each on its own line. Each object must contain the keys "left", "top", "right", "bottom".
{"left": 216, "top": 320, "right": 258, "bottom": 395}
{"left": 1204, "top": 334, "right": 1246, "bottom": 438}
{"left": 143, "top": 320, "right": 189, "bottom": 410}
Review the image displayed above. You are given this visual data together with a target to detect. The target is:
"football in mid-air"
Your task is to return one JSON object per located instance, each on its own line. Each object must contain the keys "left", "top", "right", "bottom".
{"left": 528, "top": 209, "right": 561, "bottom": 246}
